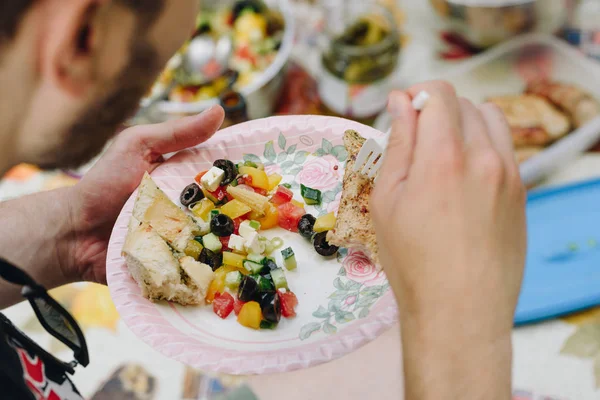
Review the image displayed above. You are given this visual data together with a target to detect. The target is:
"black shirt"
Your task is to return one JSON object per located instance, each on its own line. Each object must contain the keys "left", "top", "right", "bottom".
{"left": 0, "top": 313, "right": 82, "bottom": 400}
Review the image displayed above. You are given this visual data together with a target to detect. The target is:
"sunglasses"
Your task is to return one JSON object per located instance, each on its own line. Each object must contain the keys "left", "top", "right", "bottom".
{"left": 0, "top": 259, "right": 89, "bottom": 372}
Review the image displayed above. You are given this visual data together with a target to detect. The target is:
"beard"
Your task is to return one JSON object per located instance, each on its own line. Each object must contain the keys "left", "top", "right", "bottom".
{"left": 37, "top": 41, "right": 160, "bottom": 170}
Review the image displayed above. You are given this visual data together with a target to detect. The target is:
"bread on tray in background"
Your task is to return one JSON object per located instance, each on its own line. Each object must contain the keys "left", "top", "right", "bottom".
{"left": 122, "top": 173, "right": 214, "bottom": 305}
{"left": 488, "top": 94, "right": 570, "bottom": 148}
{"left": 488, "top": 80, "right": 600, "bottom": 163}
{"left": 527, "top": 80, "right": 600, "bottom": 128}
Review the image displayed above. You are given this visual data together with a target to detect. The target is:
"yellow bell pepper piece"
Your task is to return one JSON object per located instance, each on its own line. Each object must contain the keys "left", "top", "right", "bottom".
{"left": 192, "top": 198, "right": 215, "bottom": 221}
{"left": 239, "top": 166, "right": 269, "bottom": 190}
{"left": 254, "top": 203, "right": 279, "bottom": 230}
{"left": 267, "top": 174, "right": 283, "bottom": 191}
{"left": 205, "top": 275, "right": 225, "bottom": 304}
{"left": 237, "top": 301, "right": 262, "bottom": 330}
{"left": 223, "top": 252, "right": 246, "bottom": 269}
{"left": 184, "top": 240, "right": 203, "bottom": 260}
{"left": 314, "top": 212, "right": 337, "bottom": 233}
{"left": 206, "top": 265, "right": 248, "bottom": 303}
{"left": 219, "top": 199, "right": 252, "bottom": 220}
{"left": 234, "top": 13, "right": 267, "bottom": 43}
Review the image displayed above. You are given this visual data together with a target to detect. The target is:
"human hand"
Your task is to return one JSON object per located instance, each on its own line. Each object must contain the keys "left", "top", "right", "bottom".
{"left": 371, "top": 81, "right": 526, "bottom": 398}
{"left": 65, "top": 106, "right": 224, "bottom": 284}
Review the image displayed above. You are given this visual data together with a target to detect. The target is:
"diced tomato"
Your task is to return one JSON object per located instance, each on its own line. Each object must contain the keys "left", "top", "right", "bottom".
{"left": 234, "top": 297, "right": 246, "bottom": 316}
{"left": 219, "top": 236, "right": 231, "bottom": 251}
{"left": 270, "top": 186, "right": 294, "bottom": 206}
{"left": 194, "top": 170, "right": 208, "bottom": 185}
{"left": 209, "top": 186, "right": 228, "bottom": 202}
{"left": 278, "top": 290, "right": 298, "bottom": 318}
{"left": 277, "top": 202, "right": 306, "bottom": 232}
{"left": 213, "top": 292, "right": 235, "bottom": 319}
{"left": 237, "top": 45, "right": 252, "bottom": 61}
{"left": 241, "top": 175, "right": 253, "bottom": 186}
{"left": 233, "top": 218, "right": 244, "bottom": 235}
{"left": 254, "top": 188, "right": 268, "bottom": 196}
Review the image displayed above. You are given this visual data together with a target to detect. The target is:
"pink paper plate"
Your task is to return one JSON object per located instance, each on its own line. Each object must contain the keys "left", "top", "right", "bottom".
{"left": 106, "top": 115, "right": 398, "bottom": 375}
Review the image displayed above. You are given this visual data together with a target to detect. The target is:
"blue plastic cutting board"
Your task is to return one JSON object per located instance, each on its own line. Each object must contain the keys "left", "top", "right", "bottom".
{"left": 515, "top": 178, "right": 600, "bottom": 325}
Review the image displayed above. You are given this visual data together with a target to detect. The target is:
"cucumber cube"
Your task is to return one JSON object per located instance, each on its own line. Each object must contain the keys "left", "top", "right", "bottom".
{"left": 225, "top": 271, "right": 242, "bottom": 290}
{"left": 202, "top": 233, "right": 222, "bottom": 253}
{"left": 270, "top": 268, "right": 288, "bottom": 290}
{"left": 301, "top": 184, "right": 322, "bottom": 206}
{"left": 281, "top": 247, "right": 297, "bottom": 271}
{"left": 247, "top": 253, "right": 266, "bottom": 265}
{"left": 244, "top": 260, "right": 267, "bottom": 275}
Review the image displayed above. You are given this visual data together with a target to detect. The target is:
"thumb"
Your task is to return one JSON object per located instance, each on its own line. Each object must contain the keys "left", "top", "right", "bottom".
{"left": 130, "top": 105, "right": 225, "bottom": 155}
{"left": 377, "top": 91, "right": 418, "bottom": 187}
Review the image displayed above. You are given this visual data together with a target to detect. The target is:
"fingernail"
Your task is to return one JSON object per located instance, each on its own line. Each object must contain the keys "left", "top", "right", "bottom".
{"left": 412, "top": 91, "right": 430, "bottom": 111}
{"left": 387, "top": 93, "right": 403, "bottom": 118}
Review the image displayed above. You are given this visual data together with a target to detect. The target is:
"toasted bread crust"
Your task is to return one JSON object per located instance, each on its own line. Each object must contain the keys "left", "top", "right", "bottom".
{"left": 327, "top": 130, "right": 379, "bottom": 266}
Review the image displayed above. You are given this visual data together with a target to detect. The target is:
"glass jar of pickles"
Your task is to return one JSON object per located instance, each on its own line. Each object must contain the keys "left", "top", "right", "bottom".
{"left": 318, "top": 2, "right": 401, "bottom": 124}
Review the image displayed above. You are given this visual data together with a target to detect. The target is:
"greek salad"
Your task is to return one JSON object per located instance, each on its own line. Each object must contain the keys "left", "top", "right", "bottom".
{"left": 180, "top": 158, "right": 340, "bottom": 330}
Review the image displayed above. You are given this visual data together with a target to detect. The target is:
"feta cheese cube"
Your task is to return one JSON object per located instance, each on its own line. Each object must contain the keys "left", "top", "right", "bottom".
{"left": 239, "top": 220, "right": 259, "bottom": 239}
{"left": 244, "top": 231, "right": 265, "bottom": 255}
{"left": 228, "top": 234, "right": 245, "bottom": 252}
{"left": 200, "top": 167, "right": 225, "bottom": 192}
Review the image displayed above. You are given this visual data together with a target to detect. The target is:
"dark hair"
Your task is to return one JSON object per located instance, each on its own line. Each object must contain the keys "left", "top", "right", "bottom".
{"left": 0, "top": 0, "right": 164, "bottom": 44}
{"left": 0, "top": 1, "right": 36, "bottom": 43}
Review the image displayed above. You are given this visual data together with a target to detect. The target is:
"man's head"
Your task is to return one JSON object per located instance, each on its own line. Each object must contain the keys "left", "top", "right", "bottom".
{"left": 0, "top": 0, "right": 198, "bottom": 172}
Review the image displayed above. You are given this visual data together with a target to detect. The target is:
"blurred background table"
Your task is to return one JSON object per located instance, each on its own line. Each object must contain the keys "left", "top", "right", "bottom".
{"left": 3, "top": 1, "right": 600, "bottom": 399}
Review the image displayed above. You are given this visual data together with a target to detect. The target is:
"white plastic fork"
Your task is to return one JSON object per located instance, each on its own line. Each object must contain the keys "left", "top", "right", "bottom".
{"left": 353, "top": 91, "right": 430, "bottom": 178}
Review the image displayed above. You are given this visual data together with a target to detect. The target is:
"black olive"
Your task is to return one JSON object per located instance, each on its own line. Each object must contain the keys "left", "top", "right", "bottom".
{"left": 259, "top": 292, "right": 281, "bottom": 323}
{"left": 210, "top": 214, "right": 235, "bottom": 237}
{"left": 232, "top": 0, "right": 264, "bottom": 21}
{"left": 238, "top": 275, "right": 259, "bottom": 302}
{"left": 313, "top": 231, "right": 339, "bottom": 257}
{"left": 264, "top": 259, "right": 278, "bottom": 272}
{"left": 298, "top": 214, "right": 316, "bottom": 239}
{"left": 213, "top": 159, "right": 238, "bottom": 185}
{"left": 180, "top": 183, "right": 204, "bottom": 207}
{"left": 199, "top": 248, "right": 223, "bottom": 271}
{"left": 222, "top": 69, "right": 239, "bottom": 87}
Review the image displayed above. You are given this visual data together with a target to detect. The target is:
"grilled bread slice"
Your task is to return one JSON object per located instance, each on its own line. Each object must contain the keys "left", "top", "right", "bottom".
{"left": 326, "top": 130, "right": 379, "bottom": 266}
{"left": 132, "top": 173, "right": 198, "bottom": 253}
{"left": 488, "top": 94, "right": 571, "bottom": 148}
{"left": 122, "top": 220, "right": 206, "bottom": 305}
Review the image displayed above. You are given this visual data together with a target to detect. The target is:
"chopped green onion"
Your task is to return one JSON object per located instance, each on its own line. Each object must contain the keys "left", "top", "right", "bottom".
{"left": 249, "top": 220, "right": 261, "bottom": 230}
{"left": 265, "top": 237, "right": 284, "bottom": 255}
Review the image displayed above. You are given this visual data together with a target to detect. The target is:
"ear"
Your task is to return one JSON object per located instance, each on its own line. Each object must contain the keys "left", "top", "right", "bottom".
{"left": 43, "top": 0, "right": 102, "bottom": 98}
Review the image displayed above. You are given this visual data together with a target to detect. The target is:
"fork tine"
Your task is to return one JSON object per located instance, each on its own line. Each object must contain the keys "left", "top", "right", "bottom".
{"left": 353, "top": 139, "right": 377, "bottom": 172}
{"left": 368, "top": 154, "right": 385, "bottom": 178}
{"left": 361, "top": 151, "right": 381, "bottom": 176}
{"left": 353, "top": 147, "right": 372, "bottom": 172}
